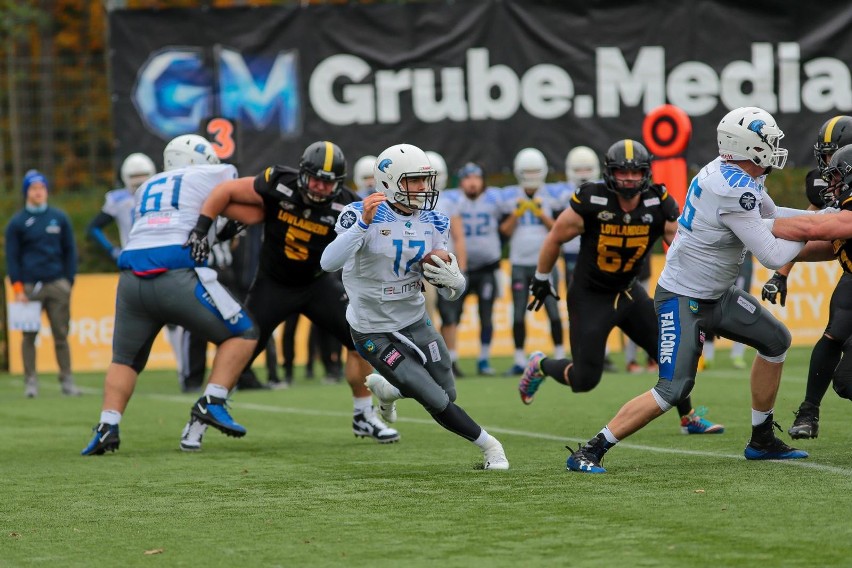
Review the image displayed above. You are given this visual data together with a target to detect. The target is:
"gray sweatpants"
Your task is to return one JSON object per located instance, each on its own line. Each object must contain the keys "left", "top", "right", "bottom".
{"left": 23, "top": 278, "right": 72, "bottom": 381}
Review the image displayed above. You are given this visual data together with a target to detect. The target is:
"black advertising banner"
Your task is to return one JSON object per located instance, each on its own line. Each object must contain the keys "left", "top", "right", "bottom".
{"left": 109, "top": 0, "right": 852, "bottom": 179}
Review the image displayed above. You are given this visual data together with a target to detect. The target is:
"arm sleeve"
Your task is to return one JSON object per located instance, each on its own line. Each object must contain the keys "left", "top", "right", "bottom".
{"left": 87, "top": 212, "right": 117, "bottom": 256}
{"left": 5, "top": 218, "right": 21, "bottom": 283}
{"left": 722, "top": 211, "right": 805, "bottom": 270}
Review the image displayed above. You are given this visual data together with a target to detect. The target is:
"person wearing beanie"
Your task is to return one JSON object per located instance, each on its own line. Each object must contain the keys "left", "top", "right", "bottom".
{"left": 5, "top": 170, "right": 80, "bottom": 397}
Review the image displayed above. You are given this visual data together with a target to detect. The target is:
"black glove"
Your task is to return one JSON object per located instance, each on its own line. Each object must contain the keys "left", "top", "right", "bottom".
{"left": 527, "top": 274, "right": 559, "bottom": 312}
{"left": 215, "top": 219, "right": 247, "bottom": 242}
{"left": 761, "top": 271, "right": 788, "bottom": 306}
{"left": 184, "top": 214, "right": 213, "bottom": 264}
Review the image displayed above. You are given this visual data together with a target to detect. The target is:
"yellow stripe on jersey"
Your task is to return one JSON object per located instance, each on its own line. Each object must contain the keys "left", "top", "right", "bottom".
{"left": 825, "top": 116, "right": 843, "bottom": 143}
{"left": 264, "top": 167, "right": 272, "bottom": 182}
{"left": 625, "top": 139, "right": 634, "bottom": 160}
{"left": 323, "top": 141, "right": 334, "bottom": 171}
{"left": 571, "top": 192, "right": 582, "bottom": 204}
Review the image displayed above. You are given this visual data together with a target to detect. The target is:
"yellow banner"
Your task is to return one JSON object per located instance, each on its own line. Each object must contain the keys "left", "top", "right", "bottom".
{"left": 6, "top": 258, "right": 837, "bottom": 373}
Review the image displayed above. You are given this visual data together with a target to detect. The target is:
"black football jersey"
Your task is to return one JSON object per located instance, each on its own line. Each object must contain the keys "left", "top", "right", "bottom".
{"left": 253, "top": 165, "right": 360, "bottom": 285}
{"left": 570, "top": 181, "right": 678, "bottom": 291}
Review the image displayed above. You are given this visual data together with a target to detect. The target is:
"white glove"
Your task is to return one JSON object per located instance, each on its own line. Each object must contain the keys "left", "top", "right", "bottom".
{"left": 422, "top": 252, "right": 466, "bottom": 292}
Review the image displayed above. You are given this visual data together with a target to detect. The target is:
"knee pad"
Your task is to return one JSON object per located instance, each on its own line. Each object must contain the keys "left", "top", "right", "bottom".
{"left": 654, "top": 376, "right": 695, "bottom": 407}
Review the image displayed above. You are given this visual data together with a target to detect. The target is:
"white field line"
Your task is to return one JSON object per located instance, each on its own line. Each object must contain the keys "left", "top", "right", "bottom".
{"left": 75, "top": 387, "right": 851, "bottom": 477}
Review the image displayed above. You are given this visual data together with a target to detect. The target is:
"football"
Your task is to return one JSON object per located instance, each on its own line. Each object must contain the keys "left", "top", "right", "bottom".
{"left": 420, "top": 249, "right": 452, "bottom": 271}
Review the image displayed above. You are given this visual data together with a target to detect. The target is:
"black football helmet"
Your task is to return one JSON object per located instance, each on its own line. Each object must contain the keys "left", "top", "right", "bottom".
{"left": 820, "top": 145, "right": 852, "bottom": 210}
{"left": 603, "top": 139, "right": 652, "bottom": 198}
{"left": 814, "top": 116, "right": 852, "bottom": 174}
{"left": 298, "top": 141, "right": 346, "bottom": 204}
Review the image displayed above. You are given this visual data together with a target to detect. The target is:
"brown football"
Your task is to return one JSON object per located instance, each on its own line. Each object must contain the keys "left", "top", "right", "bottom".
{"left": 420, "top": 248, "right": 452, "bottom": 270}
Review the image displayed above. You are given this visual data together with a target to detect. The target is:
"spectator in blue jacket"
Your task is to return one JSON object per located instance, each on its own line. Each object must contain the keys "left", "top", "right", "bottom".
{"left": 5, "top": 170, "right": 80, "bottom": 397}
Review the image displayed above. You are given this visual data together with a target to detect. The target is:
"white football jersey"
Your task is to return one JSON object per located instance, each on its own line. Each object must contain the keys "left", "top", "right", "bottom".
{"left": 501, "top": 185, "right": 556, "bottom": 266}
{"left": 334, "top": 201, "right": 451, "bottom": 332}
{"left": 545, "top": 181, "right": 580, "bottom": 255}
{"left": 120, "top": 164, "right": 237, "bottom": 273}
{"left": 658, "top": 157, "right": 768, "bottom": 299}
{"left": 453, "top": 187, "right": 504, "bottom": 270}
{"left": 101, "top": 188, "right": 136, "bottom": 248}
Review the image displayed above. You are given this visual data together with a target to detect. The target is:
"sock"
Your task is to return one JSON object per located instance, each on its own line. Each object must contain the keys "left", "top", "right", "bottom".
{"left": 514, "top": 349, "right": 526, "bottom": 367}
{"left": 752, "top": 408, "right": 773, "bottom": 427}
{"left": 449, "top": 349, "right": 458, "bottom": 362}
{"left": 553, "top": 345, "right": 566, "bottom": 359}
{"left": 703, "top": 341, "right": 716, "bottom": 362}
{"left": 541, "top": 358, "right": 571, "bottom": 386}
{"left": 353, "top": 395, "right": 373, "bottom": 414}
{"left": 479, "top": 344, "right": 491, "bottom": 361}
{"left": 600, "top": 426, "right": 619, "bottom": 445}
{"left": 473, "top": 428, "right": 492, "bottom": 449}
{"left": 100, "top": 410, "right": 121, "bottom": 425}
{"left": 676, "top": 398, "right": 692, "bottom": 417}
{"left": 804, "top": 335, "right": 843, "bottom": 406}
{"left": 432, "top": 402, "right": 482, "bottom": 441}
{"left": 204, "top": 383, "right": 229, "bottom": 400}
{"left": 730, "top": 342, "right": 746, "bottom": 358}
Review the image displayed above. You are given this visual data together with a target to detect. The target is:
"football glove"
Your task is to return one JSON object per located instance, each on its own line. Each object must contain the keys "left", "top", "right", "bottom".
{"left": 184, "top": 214, "right": 213, "bottom": 264}
{"left": 422, "top": 252, "right": 466, "bottom": 292}
{"left": 215, "top": 219, "right": 246, "bottom": 242}
{"left": 527, "top": 273, "right": 559, "bottom": 311}
{"left": 761, "top": 271, "right": 788, "bottom": 307}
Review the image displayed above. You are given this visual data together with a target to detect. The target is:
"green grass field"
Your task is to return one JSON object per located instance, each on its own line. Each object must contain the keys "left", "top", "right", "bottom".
{"left": 3, "top": 348, "right": 851, "bottom": 567}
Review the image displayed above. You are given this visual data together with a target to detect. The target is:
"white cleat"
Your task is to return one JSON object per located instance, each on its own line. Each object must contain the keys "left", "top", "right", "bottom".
{"left": 482, "top": 437, "right": 510, "bottom": 470}
{"left": 180, "top": 416, "right": 208, "bottom": 452}
{"left": 365, "top": 373, "right": 401, "bottom": 423}
{"left": 353, "top": 407, "right": 400, "bottom": 443}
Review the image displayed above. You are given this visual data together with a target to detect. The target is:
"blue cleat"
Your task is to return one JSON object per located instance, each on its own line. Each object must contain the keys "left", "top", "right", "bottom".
{"left": 191, "top": 395, "right": 247, "bottom": 438}
{"left": 518, "top": 351, "right": 547, "bottom": 405}
{"left": 681, "top": 406, "right": 725, "bottom": 434}
{"left": 477, "top": 359, "right": 496, "bottom": 376}
{"left": 566, "top": 433, "right": 612, "bottom": 474}
{"left": 744, "top": 417, "right": 808, "bottom": 460}
{"left": 504, "top": 364, "right": 525, "bottom": 376}
{"left": 81, "top": 423, "right": 120, "bottom": 456}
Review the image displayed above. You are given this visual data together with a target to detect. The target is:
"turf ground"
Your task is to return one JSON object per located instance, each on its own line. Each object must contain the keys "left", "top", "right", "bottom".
{"left": 3, "top": 348, "right": 851, "bottom": 567}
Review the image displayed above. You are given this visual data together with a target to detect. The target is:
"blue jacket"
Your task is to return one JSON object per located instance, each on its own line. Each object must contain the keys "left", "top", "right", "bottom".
{"left": 5, "top": 206, "right": 77, "bottom": 285}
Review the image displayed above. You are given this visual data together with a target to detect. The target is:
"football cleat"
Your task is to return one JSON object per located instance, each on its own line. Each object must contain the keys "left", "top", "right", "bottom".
{"left": 518, "top": 351, "right": 547, "bottom": 405}
{"left": 482, "top": 437, "right": 509, "bottom": 470}
{"left": 745, "top": 417, "right": 808, "bottom": 460}
{"left": 451, "top": 361, "right": 465, "bottom": 378}
{"left": 81, "top": 423, "right": 120, "bottom": 456}
{"left": 180, "top": 416, "right": 208, "bottom": 452}
{"left": 788, "top": 401, "right": 819, "bottom": 439}
{"left": 731, "top": 356, "right": 747, "bottom": 370}
{"left": 680, "top": 406, "right": 725, "bottom": 434}
{"left": 353, "top": 408, "right": 400, "bottom": 443}
{"left": 566, "top": 433, "right": 612, "bottom": 474}
{"left": 477, "top": 359, "right": 496, "bottom": 376}
{"left": 626, "top": 361, "right": 642, "bottom": 374}
{"left": 60, "top": 377, "right": 82, "bottom": 396}
{"left": 190, "top": 395, "right": 246, "bottom": 438}
{"left": 365, "top": 374, "right": 400, "bottom": 423}
{"left": 24, "top": 377, "right": 38, "bottom": 398}
{"left": 504, "top": 363, "right": 525, "bottom": 376}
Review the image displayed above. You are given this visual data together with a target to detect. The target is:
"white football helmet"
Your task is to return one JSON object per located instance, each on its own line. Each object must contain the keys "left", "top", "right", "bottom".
{"left": 717, "top": 107, "right": 788, "bottom": 170}
{"left": 353, "top": 155, "right": 377, "bottom": 193}
{"left": 425, "top": 151, "right": 448, "bottom": 191}
{"left": 374, "top": 144, "right": 438, "bottom": 211}
{"left": 120, "top": 152, "right": 156, "bottom": 192}
{"left": 513, "top": 148, "right": 548, "bottom": 189}
{"left": 163, "top": 134, "right": 220, "bottom": 171}
{"left": 565, "top": 146, "right": 600, "bottom": 185}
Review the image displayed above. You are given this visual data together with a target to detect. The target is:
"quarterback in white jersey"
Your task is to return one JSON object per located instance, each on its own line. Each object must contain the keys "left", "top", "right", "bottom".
{"left": 565, "top": 107, "right": 810, "bottom": 474}
{"left": 321, "top": 143, "right": 508, "bottom": 471}
{"left": 81, "top": 134, "right": 259, "bottom": 457}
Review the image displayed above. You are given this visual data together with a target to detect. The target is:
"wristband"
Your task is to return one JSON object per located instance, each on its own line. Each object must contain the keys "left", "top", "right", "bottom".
{"left": 534, "top": 271, "right": 551, "bottom": 281}
{"left": 193, "top": 214, "right": 214, "bottom": 234}
{"left": 772, "top": 271, "right": 787, "bottom": 280}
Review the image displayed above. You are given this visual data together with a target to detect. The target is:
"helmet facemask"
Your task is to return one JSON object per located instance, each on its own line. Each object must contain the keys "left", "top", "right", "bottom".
{"left": 821, "top": 149, "right": 852, "bottom": 209}
{"left": 393, "top": 172, "right": 439, "bottom": 211}
{"left": 603, "top": 139, "right": 651, "bottom": 199}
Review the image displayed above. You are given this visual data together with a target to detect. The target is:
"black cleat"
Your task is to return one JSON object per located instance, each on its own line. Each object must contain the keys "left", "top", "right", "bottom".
{"left": 745, "top": 416, "right": 808, "bottom": 460}
{"left": 788, "top": 401, "right": 819, "bottom": 439}
{"left": 81, "top": 423, "right": 120, "bottom": 456}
